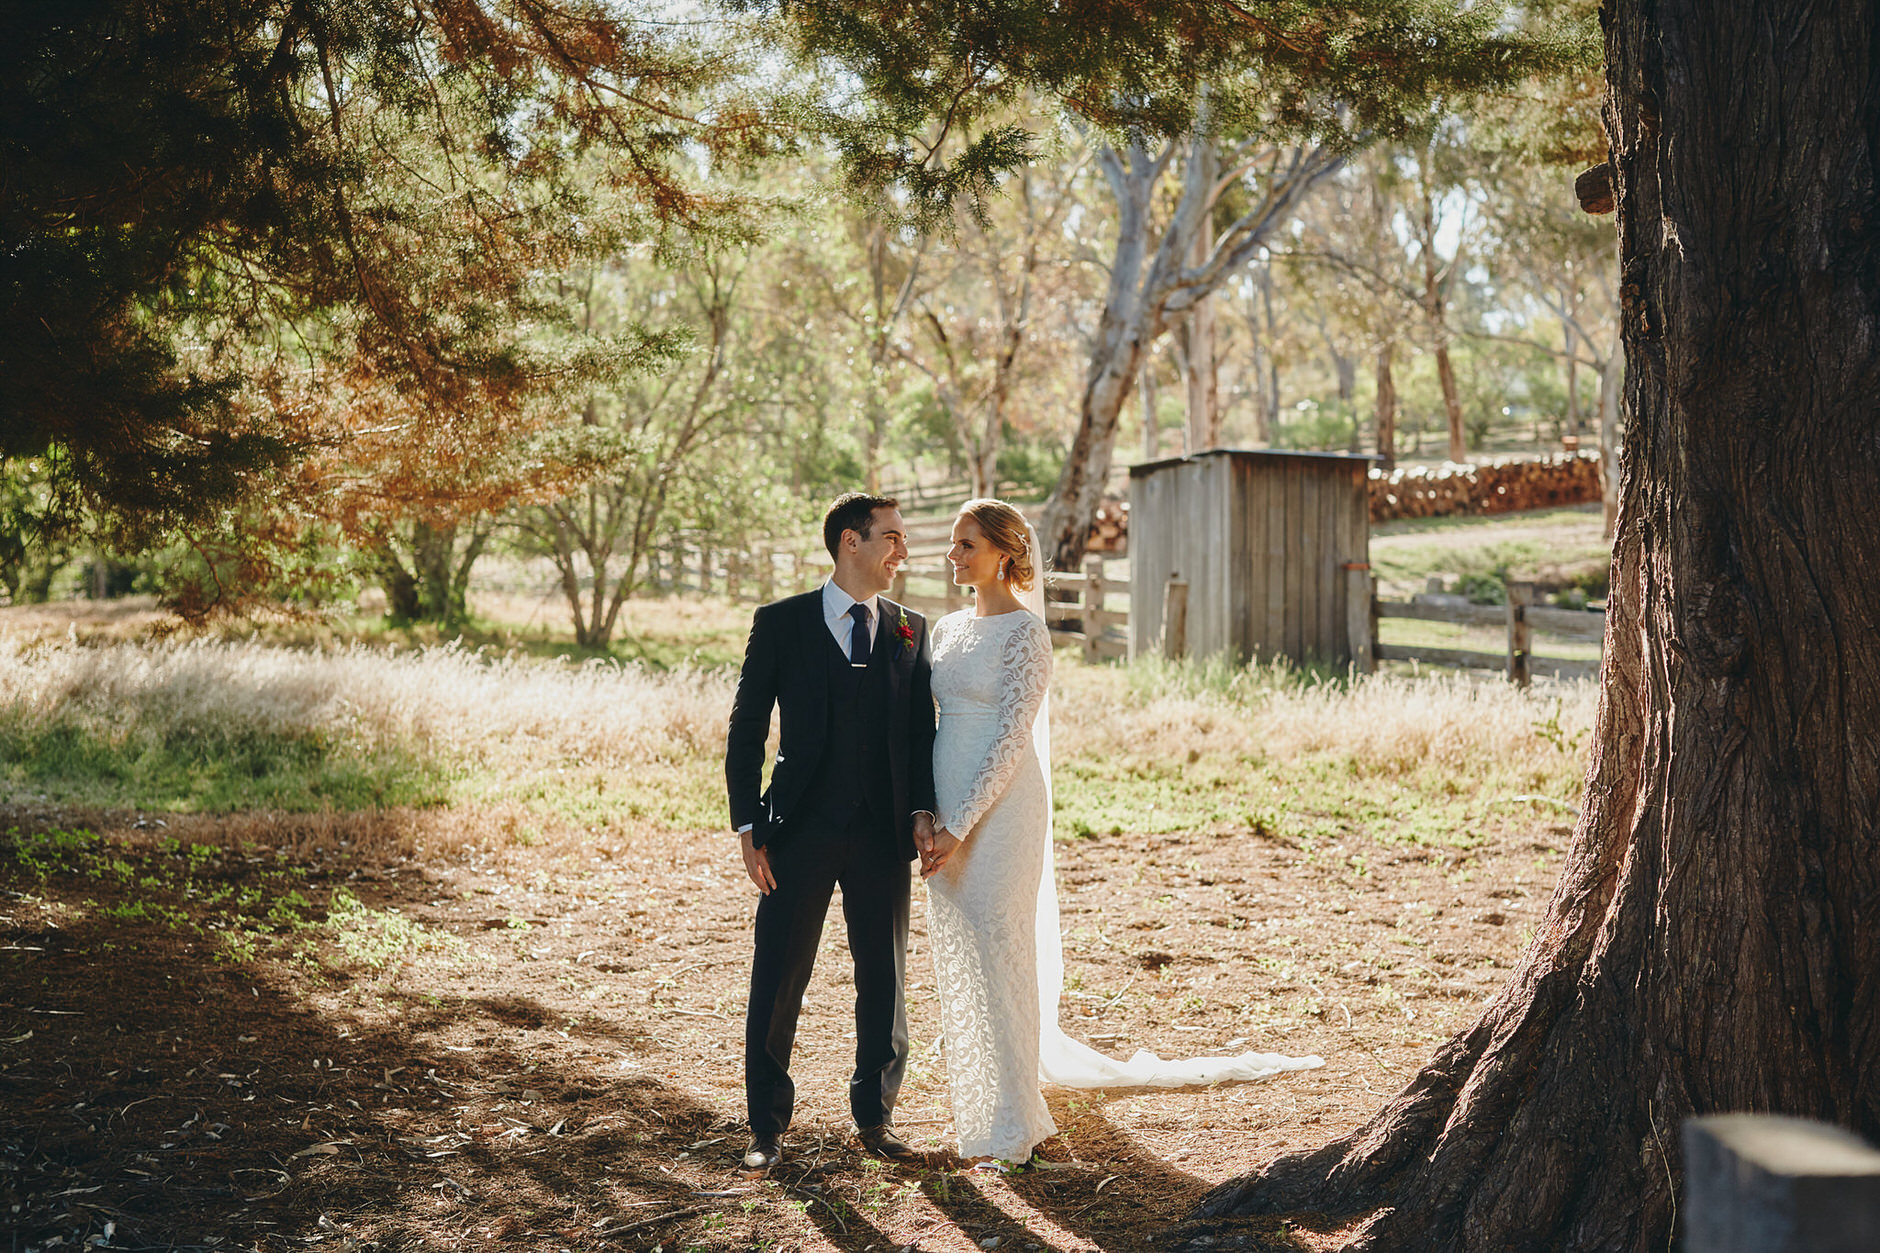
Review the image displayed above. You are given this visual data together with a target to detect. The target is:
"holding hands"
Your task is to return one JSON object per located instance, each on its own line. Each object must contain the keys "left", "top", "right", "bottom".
{"left": 913, "top": 812, "right": 961, "bottom": 880}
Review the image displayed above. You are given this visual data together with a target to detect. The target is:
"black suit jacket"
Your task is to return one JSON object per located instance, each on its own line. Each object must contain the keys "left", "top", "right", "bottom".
{"left": 725, "top": 589, "right": 937, "bottom": 861}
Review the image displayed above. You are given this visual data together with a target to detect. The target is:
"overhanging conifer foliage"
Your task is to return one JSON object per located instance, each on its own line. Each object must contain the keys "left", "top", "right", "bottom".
{"left": 0, "top": 0, "right": 768, "bottom": 539}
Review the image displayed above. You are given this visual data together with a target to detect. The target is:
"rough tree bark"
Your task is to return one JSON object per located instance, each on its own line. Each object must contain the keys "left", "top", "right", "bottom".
{"left": 1598, "top": 348, "right": 1622, "bottom": 538}
{"left": 1197, "top": 4, "right": 1880, "bottom": 1250}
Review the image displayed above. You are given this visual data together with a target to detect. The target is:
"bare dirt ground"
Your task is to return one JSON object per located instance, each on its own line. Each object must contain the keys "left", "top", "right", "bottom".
{"left": 0, "top": 795, "right": 1569, "bottom": 1253}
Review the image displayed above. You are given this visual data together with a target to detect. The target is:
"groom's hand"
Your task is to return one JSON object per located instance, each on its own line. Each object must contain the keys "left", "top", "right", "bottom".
{"left": 912, "top": 811, "right": 935, "bottom": 858}
{"left": 739, "top": 827, "right": 777, "bottom": 895}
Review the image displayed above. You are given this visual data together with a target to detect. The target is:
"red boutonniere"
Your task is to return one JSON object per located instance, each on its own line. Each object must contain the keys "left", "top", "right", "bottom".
{"left": 894, "top": 608, "right": 915, "bottom": 658}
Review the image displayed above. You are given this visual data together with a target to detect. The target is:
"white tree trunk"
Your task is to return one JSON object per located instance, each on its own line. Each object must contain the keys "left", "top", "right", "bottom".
{"left": 1183, "top": 137, "right": 1220, "bottom": 452}
{"left": 1040, "top": 107, "right": 1341, "bottom": 567}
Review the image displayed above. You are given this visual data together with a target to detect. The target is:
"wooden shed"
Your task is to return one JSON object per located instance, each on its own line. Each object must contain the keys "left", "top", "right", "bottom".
{"left": 1129, "top": 449, "right": 1374, "bottom": 667}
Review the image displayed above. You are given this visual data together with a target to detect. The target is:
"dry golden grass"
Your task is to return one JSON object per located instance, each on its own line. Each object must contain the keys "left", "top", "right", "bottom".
{"left": 0, "top": 632, "right": 1597, "bottom": 786}
{"left": 1054, "top": 659, "right": 1597, "bottom": 781}
{"left": 0, "top": 629, "right": 1597, "bottom": 861}
{"left": 0, "top": 635, "right": 733, "bottom": 768}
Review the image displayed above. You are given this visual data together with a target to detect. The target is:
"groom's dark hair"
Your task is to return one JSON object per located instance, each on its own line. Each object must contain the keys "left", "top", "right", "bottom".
{"left": 823, "top": 492, "right": 899, "bottom": 558}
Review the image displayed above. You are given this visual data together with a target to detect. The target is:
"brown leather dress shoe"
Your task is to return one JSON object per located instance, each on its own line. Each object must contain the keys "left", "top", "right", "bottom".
{"left": 742, "top": 1133, "right": 782, "bottom": 1172}
{"left": 857, "top": 1124, "right": 921, "bottom": 1163}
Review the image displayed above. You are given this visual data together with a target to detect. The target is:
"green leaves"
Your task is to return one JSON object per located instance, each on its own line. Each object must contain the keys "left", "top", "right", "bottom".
{"left": 743, "top": 0, "right": 1587, "bottom": 222}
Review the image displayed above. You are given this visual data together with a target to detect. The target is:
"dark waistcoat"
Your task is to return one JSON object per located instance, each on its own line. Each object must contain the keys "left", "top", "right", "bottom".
{"left": 795, "top": 629, "right": 893, "bottom": 830}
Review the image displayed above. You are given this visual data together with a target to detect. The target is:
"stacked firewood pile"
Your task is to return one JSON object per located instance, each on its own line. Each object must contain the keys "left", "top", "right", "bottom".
{"left": 1368, "top": 452, "right": 1604, "bottom": 522}
{"left": 1086, "top": 498, "right": 1129, "bottom": 553}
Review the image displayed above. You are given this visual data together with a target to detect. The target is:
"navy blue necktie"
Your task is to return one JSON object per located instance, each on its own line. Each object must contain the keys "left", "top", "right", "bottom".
{"left": 847, "top": 602, "right": 872, "bottom": 666}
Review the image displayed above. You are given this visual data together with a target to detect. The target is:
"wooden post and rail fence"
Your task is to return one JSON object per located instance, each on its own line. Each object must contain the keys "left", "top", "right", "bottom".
{"left": 644, "top": 536, "right": 1600, "bottom": 683}
{"left": 1348, "top": 568, "right": 1605, "bottom": 686}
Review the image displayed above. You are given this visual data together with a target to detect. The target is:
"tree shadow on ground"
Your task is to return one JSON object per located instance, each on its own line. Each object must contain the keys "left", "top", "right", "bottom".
{"left": 997, "top": 1093, "right": 1335, "bottom": 1253}
{"left": 2, "top": 818, "right": 1358, "bottom": 1253}
{"left": 0, "top": 833, "right": 747, "bottom": 1252}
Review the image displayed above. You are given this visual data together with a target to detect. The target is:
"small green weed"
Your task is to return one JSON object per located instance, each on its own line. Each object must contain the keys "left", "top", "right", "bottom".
{"left": 5, "top": 827, "right": 100, "bottom": 880}
{"left": 101, "top": 899, "right": 191, "bottom": 928}
{"left": 1532, "top": 699, "right": 1588, "bottom": 754}
{"left": 215, "top": 925, "right": 267, "bottom": 964}
{"left": 324, "top": 887, "right": 466, "bottom": 970}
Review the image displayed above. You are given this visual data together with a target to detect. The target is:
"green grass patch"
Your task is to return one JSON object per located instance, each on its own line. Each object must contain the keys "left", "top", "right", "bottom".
{"left": 0, "top": 717, "right": 453, "bottom": 812}
{"left": 1050, "top": 749, "right": 1543, "bottom": 848}
{"left": 1369, "top": 506, "right": 1612, "bottom": 602}
{"left": 0, "top": 825, "right": 463, "bottom": 972}
{"left": 1377, "top": 616, "right": 1603, "bottom": 663}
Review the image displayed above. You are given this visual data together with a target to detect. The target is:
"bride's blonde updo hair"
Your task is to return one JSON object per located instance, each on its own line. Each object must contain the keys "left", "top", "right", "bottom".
{"left": 959, "top": 498, "right": 1035, "bottom": 592}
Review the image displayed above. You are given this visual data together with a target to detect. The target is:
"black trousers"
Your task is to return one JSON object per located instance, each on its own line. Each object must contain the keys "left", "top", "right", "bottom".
{"left": 744, "top": 808, "right": 911, "bottom": 1137}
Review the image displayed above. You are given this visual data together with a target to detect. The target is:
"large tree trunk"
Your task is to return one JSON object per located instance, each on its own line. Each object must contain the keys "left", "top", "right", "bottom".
{"left": 1598, "top": 348, "right": 1622, "bottom": 539}
{"left": 1197, "top": 4, "right": 1880, "bottom": 1251}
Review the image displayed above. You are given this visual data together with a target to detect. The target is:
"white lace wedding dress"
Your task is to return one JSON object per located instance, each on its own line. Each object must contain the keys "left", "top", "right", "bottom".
{"left": 928, "top": 608, "right": 1059, "bottom": 1159}
{"left": 928, "top": 591, "right": 1324, "bottom": 1164}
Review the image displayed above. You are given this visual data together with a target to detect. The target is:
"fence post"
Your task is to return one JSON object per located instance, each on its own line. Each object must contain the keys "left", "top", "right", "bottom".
{"left": 725, "top": 551, "right": 741, "bottom": 602}
{"left": 1684, "top": 1114, "right": 1880, "bottom": 1252}
{"left": 1506, "top": 580, "right": 1533, "bottom": 687}
{"left": 758, "top": 548, "right": 775, "bottom": 603}
{"left": 1163, "top": 573, "right": 1189, "bottom": 661}
{"left": 1345, "top": 563, "right": 1374, "bottom": 674}
{"left": 698, "top": 546, "right": 713, "bottom": 596}
{"left": 1083, "top": 556, "right": 1106, "bottom": 664}
{"left": 945, "top": 572, "right": 964, "bottom": 615}
{"left": 892, "top": 568, "right": 907, "bottom": 603}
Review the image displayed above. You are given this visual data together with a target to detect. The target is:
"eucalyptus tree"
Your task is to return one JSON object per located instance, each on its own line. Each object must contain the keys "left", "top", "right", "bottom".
{"left": 743, "top": 0, "right": 1576, "bottom": 563}
{"left": 891, "top": 138, "right": 1092, "bottom": 498}
{"left": 1475, "top": 163, "right": 1623, "bottom": 528}
{"left": 1033, "top": 97, "right": 1351, "bottom": 563}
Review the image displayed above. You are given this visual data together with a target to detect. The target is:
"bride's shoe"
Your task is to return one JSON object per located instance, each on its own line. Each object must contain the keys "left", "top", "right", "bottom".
{"left": 968, "top": 1156, "right": 1027, "bottom": 1175}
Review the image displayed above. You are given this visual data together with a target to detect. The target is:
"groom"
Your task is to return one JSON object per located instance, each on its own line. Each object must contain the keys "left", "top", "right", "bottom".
{"left": 725, "top": 492, "right": 938, "bottom": 1173}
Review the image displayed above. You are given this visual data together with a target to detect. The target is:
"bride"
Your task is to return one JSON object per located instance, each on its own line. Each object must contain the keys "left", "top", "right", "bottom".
{"left": 917, "top": 498, "right": 1322, "bottom": 1166}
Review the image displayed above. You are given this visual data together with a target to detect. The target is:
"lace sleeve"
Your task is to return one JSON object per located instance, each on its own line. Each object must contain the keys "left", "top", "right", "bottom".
{"left": 941, "top": 615, "right": 1053, "bottom": 838}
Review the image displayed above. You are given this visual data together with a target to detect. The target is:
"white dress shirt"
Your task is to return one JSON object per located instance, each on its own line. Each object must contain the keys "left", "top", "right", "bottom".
{"left": 822, "top": 580, "right": 879, "bottom": 658}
